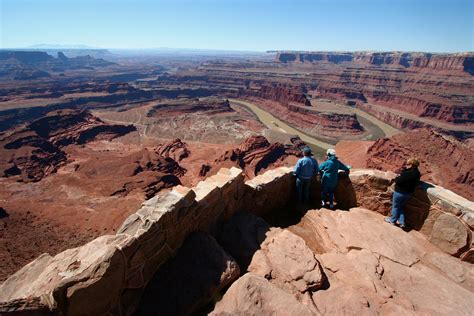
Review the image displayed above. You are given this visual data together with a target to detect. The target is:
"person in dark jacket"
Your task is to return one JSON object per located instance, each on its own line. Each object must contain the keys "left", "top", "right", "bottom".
{"left": 294, "top": 147, "right": 319, "bottom": 205}
{"left": 385, "top": 158, "right": 421, "bottom": 229}
{"left": 319, "top": 149, "right": 350, "bottom": 209}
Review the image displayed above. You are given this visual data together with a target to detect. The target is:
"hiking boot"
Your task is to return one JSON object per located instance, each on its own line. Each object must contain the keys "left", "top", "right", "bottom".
{"left": 321, "top": 201, "right": 325, "bottom": 208}
{"left": 329, "top": 203, "right": 334, "bottom": 210}
{"left": 384, "top": 217, "right": 396, "bottom": 225}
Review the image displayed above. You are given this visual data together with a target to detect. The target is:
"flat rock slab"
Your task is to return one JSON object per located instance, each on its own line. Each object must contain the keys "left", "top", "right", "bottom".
{"left": 210, "top": 273, "right": 314, "bottom": 316}
{"left": 289, "top": 207, "right": 474, "bottom": 315}
{"left": 290, "top": 207, "right": 429, "bottom": 266}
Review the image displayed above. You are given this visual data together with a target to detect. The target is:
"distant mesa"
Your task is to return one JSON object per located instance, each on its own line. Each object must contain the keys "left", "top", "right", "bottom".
{"left": 275, "top": 51, "right": 474, "bottom": 74}
{"left": 0, "top": 50, "right": 116, "bottom": 80}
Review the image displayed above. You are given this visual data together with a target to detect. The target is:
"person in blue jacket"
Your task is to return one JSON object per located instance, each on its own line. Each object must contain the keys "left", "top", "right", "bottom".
{"left": 294, "top": 147, "right": 319, "bottom": 205}
{"left": 319, "top": 148, "right": 350, "bottom": 209}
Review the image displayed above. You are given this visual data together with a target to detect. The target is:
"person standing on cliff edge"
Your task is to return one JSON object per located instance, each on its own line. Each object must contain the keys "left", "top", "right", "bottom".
{"left": 385, "top": 158, "right": 421, "bottom": 229}
{"left": 319, "top": 149, "right": 350, "bottom": 209}
{"left": 294, "top": 147, "right": 319, "bottom": 206}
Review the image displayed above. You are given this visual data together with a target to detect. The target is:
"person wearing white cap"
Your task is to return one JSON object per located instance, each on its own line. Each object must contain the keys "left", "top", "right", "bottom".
{"left": 319, "top": 148, "right": 350, "bottom": 209}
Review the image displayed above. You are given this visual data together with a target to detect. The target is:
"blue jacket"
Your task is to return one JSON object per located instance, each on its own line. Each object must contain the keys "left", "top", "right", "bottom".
{"left": 319, "top": 156, "right": 349, "bottom": 188}
{"left": 294, "top": 156, "right": 319, "bottom": 180}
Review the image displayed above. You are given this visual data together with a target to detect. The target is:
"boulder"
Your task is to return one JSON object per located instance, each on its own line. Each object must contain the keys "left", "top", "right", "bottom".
{"left": 137, "top": 231, "right": 240, "bottom": 315}
{"left": 248, "top": 229, "right": 325, "bottom": 296}
{"left": 430, "top": 213, "right": 470, "bottom": 256}
{"left": 210, "top": 273, "right": 314, "bottom": 316}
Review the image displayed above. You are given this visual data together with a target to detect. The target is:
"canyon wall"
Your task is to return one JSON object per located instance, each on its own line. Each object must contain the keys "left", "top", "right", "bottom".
{"left": 276, "top": 51, "right": 474, "bottom": 74}
{"left": 1, "top": 166, "right": 472, "bottom": 315}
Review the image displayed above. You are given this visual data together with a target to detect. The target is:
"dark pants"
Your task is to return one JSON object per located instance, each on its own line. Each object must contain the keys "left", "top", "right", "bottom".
{"left": 389, "top": 191, "right": 412, "bottom": 226}
{"left": 296, "top": 177, "right": 311, "bottom": 204}
{"left": 321, "top": 185, "right": 335, "bottom": 205}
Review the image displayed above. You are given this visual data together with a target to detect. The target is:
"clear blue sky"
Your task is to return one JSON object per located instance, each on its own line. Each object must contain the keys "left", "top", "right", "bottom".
{"left": 1, "top": 0, "right": 472, "bottom": 52}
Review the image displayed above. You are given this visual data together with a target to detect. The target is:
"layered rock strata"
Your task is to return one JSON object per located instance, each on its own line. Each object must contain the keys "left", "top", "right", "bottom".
{"left": 0, "top": 110, "right": 135, "bottom": 182}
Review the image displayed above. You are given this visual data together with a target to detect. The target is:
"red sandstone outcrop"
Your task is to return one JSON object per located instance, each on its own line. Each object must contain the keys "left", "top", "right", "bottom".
{"left": 214, "top": 135, "right": 299, "bottom": 177}
{"left": 0, "top": 110, "right": 135, "bottom": 182}
{"left": 156, "top": 138, "right": 190, "bottom": 161}
{"left": 366, "top": 129, "right": 474, "bottom": 200}
{"left": 257, "top": 84, "right": 311, "bottom": 106}
{"left": 108, "top": 148, "right": 185, "bottom": 199}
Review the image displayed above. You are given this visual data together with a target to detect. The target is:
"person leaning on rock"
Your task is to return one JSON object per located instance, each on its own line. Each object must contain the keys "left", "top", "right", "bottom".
{"left": 385, "top": 158, "right": 421, "bottom": 229}
{"left": 293, "top": 147, "right": 319, "bottom": 206}
{"left": 319, "top": 149, "right": 350, "bottom": 209}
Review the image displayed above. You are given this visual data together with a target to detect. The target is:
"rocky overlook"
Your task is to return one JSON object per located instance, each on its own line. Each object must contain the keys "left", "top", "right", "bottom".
{"left": 0, "top": 166, "right": 473, "bottom": 315}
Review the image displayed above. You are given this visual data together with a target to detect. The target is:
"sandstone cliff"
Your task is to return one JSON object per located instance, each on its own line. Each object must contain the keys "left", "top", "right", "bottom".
{"left": 276, "top": 51, "right": 474, "bottom": 74}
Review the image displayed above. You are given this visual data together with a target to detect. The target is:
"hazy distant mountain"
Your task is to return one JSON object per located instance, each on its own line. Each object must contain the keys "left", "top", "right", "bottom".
{"left": 28, "top": 44, "right": 100, "bottom": 49}
{"left": 0, "top": 50, "right": 116, "bottom": 80}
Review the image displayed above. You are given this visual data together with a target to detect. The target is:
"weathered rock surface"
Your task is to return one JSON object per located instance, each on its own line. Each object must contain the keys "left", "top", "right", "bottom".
{"left": 0, "top": 110, "right": 136, "bottom": 182}
{"left": 137, "top": 231, "right": 240, "bottom": 315}
{"left": 214, "top": 135, "right": 299, "bottom": 177}
{"left": 289, "top": 208, "right": 474, "bottom": 315}
{"left": 248, "top": 229, "right": 325, "bottom": 297}
{"left": 210, "top": 273, "right": 314, "bottom": 316}
{"left": 0, "top": 234, "right": 132, "bottom": 315}
{"left": 430, "top": 213, "right": 470, "bottom": 256}
{"left": 156, "top": 138, "right": 190, "bottom": 162}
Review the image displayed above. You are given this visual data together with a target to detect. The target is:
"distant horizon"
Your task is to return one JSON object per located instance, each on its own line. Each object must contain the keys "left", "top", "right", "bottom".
{"left": 1, "top": 0, "right": 472, "bottom": 53}
{"left": 2, "top": 46, "right": 473, "bottom": 55}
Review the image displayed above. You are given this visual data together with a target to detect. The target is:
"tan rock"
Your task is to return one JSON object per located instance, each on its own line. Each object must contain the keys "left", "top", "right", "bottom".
{"left": 210, "top": 273, "right": 314, "bottom": 316}
{"left": 381, "top": 257, "right": 474, "bottom": 315}
{"left": 430, "top": 213, "right": 470, "bottom": 256}
{"left": 312, "top": 282, "right": 376, "bottom": 316}
{"left": 248, "top": 228, "right": 325, "bottom": 295}
{"left": 0, "top": 234, "right": 131, "bottom": 315}
{"left": 422, "top": 252, "right": 474, "bottom": 291}
{"left": 290, "top": 207, "right": 474, "bottom": 315}
{"left": 290, "top": 208, "right": 428, "bottom": 266}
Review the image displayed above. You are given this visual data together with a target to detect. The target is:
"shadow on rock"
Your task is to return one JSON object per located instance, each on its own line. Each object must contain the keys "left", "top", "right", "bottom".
{"left": 137, "top": 231, "right": 240, "bottom": 316}
{"left": 0, "top": 207, "right": 8, "bottom": 219}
